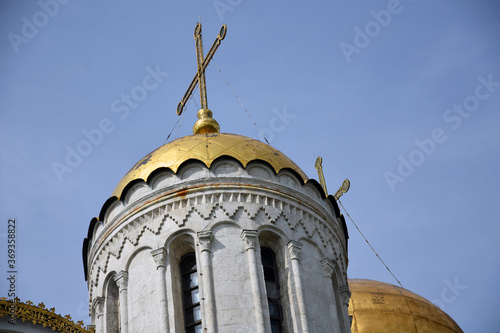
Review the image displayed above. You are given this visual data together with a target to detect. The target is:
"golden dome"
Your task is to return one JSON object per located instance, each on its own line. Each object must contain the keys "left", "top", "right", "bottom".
{"left": 348, "top": 279, "right": 463, "bottom": 333}
{"left": 112, "top": 132, "right": 308, "bottom": 199}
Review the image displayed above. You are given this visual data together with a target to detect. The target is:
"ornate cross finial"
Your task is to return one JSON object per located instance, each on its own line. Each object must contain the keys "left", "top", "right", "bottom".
{"left": 177, "top": 22, "right": 227, "bottom": 134}
{"left": 314, "top": 156, "right": 351, "bottom": 200}
{"left": 334, "top": 179, "right": 350, "bottom": 201}
{"left": 315, "top": 156, "right": 328, "bottom": 196}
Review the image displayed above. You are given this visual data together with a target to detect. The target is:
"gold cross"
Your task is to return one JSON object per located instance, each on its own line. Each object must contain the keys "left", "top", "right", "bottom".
{"left": 334, "top": 179, "right": 350, "bottom": 201}
{"left": 314, "top": 156, "right": 350, "bottom": 200}
{"left": 315, "top": 156, "right": 328, "bottom": 196}
{"left": 177, "top": 23, "right": 227, "bottom": 117}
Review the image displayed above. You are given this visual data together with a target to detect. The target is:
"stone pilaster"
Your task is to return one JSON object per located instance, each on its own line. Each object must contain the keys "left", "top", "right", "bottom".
{"left": 114, "top": 271, "right": 128, "bottom": 333}
{"left": 197, "top": 231, "right": 217, "bottom": 333}
{"left": 241, "top": 230, "right": 267, "bottom": 333}
{"left": 287, "top": 240, "right": 309, "bottom": 333}
{"left": 151, "top": 248, "right": 169, "bottom": 333}
{"left": 321, "top": 259, "right": 342, "bottom": 333}
{"left": 339, "top": 285, "right": 351, "bottom": 332}
{"left": 92, "top": 297, "right": 105, "bottom": 332}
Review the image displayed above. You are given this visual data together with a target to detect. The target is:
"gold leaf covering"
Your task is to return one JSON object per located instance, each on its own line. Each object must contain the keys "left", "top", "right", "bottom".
{"left": 112, "top": 133, "right": 308, "bottom": 200}
{"left": 348, "top": 279, "right": 463, "bottom": 333}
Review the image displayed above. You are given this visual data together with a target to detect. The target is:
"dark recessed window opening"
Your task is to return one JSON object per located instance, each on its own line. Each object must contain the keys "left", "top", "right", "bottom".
{"left": 261, "top": 247, "right": 283, "bottom": 333}
{"left": 181, "top": 252, "right": 202, "bottom": 333}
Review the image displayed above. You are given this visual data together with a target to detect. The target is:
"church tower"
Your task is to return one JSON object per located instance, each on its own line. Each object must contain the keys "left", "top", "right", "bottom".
{"left": 82, "top": 23, "right": 351, "bottom": 333}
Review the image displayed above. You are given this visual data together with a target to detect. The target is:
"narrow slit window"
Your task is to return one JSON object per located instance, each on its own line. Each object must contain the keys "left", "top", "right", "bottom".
{"left": 261, "top": 247, "right": 283, "bottom": 333}
{"left": 181, "top": 252, "right": 202, "bottom": 333}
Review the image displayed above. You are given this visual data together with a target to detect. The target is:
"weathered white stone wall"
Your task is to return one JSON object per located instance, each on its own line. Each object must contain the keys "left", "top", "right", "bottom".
{"left": 127, "top": 248, "right": 159, "bottom": 333}
{"left": 86, "top": 158, "right": 350, "bottom": 332}
{"left": 300, "top": 239, "right": 335, "bottom": 333}
{"left": 211, "top": 223, "right": 256, "bottom": 332}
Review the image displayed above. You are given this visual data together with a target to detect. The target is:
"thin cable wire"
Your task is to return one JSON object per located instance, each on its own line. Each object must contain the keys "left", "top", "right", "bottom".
{"left": 166, "top": 115, "right": 182, "bottom": 143}
{"left": 338, "top": 199, "right": 404, "bottom": 288}
{"left": 165, "top": 85, "right": 197, "bottom": 142}
{"left": 212, "top": 60, "right": 269, "bottom": 144}
{"left": 192, "top": 85, "right": 200, "bottom": 110}
{"left": 174, "top": 108, "right": 186, "bottom": 140}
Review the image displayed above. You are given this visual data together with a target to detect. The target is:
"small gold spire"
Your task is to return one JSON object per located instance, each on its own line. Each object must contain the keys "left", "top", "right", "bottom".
{"left": 193, "top": 108, "right": 220, "bottom": 134}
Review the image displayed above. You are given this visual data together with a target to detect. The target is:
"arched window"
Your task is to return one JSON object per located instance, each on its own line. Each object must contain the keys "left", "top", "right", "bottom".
{"left": 106, "top": 277, "right": 120, "bottom": 333}
{"left": 261, "top": 247, "right": 283, "bottom": 333}
{"left": 180, "top": 252, "right": 202, "bottom": 333}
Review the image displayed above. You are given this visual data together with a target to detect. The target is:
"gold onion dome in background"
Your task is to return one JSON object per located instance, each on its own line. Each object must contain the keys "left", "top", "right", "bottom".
{"left": 111, "top": 132, "right": 308, "bottom": 200}
{"left": 348, "top": 279, "right": 463, "bottom": 333}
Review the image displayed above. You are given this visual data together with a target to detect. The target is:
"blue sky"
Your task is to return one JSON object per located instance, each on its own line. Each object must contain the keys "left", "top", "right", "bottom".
{"left": 1, "top": 0, "right": 499, "bottom": 331}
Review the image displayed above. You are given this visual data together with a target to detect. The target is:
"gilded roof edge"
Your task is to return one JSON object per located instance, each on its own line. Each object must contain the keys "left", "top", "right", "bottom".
{"left": 0, "top": 298, "right": 93, "bottom": 332}
{"left": 111, "top": 133, "right": 308, "bottom": 200}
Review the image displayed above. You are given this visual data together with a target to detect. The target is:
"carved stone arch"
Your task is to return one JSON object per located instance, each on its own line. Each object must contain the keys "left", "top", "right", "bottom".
{"left": 120, "top": 179, "right": 148, "bottom": 205}
{"left": 177, "top": 160, "right": 210, "bottom": 180}
{"left": 124, "top": 246, "right": 153, "bottom": 272}
{"left": 257, "top": 226, "right": 288, "bottom": 255}
{"left": 246, "top": 160, "right": 275, "bottom": 181}
{"left": 103, "top": 200, "right": 125, "bottom": 226}
{"left": 209, "top": 219, "right": 241, "bottom": 234}
{"left": 165, "top": 229, "right": 197, "bottom": 262}
{"left": 210, "top": 156, "right": 246, "bottom": 178}
{"left": 277, "top": 170, "right": 301, "bottom": 189}
{"left": 147, "top": 167, "right": 177, "bottom": 192}
{"left": 303, "top": 180, "right": 324, "bottom": 203}
{"left": 101, "top": 271, "right": 118, "bottom": 296}
{"left": 99, "top": 196, "right": 119, "bottom": 223}
{"left": 297, "top": 236, "right": 327, "bottom": 260}
{"left": 102, "top": 271, "right": 120, "bottom": 333}
{"left": 92, "top": 220, "right": 105, "bottom": 245}
{"left": 304, "top": 179, "right": 327, "bottom": 200}
{"left": 123, "top": 181, "right": 151, "bottom": 206}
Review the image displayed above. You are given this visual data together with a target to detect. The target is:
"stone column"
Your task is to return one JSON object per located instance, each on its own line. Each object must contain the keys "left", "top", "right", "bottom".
{"left": 114, "top": 271, "right": 128, "bottom": 333}
{"left": 151, "top": 248, "right": 170, "bottom": 333}
{"left": 92, "top": 297, "right": 105, "bottom": 332}
{"left": 241, "top": 230, "right": 267, "bottom": 333}
{"left": 321, "top": 259, "right": 342, "bottom": 333}
{"left": 287, "top": 240, "right": 309, "bottom": 333}
{"left": 339, "top": 284, "right": 351, "bottom": 332}
{"left": 198, "top": 230, "right": 217, "bottom": 332}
